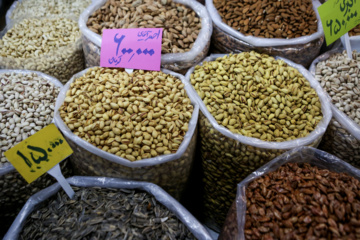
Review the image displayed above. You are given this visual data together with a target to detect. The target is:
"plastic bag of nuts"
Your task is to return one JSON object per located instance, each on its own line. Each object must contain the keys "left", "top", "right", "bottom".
{"left": 54, "top": 67, "right": 199, "bottom": 200}
{"left": 5, "top": 0, "right": 92, "bottom": 26}
{"left": 4, "top": 176, "right": 213, "bottom": 240}
{"left": 219, "top": 146, "right": 360, "bottom": 240}
{"left": 0, "top": 69, "right": 73, "bottom": 237}
{"left": 207, "top": 0, "right": 324, "bottom": 67}
{"left": 309, "top": 48, "right": 360, "bottom": 168}
{"left": 0, "top": 17, "right": 85, "bottom": 84}
{"left": 79, "top": 0, "right": 212, "bottom": 74}
{"left": 185, "top": 52, "right": 332, "bottom": 231}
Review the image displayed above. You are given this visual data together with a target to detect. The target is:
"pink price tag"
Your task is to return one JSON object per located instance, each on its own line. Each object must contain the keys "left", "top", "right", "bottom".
{"left": 100, "top": 28, "right": 163, "bottom": 71}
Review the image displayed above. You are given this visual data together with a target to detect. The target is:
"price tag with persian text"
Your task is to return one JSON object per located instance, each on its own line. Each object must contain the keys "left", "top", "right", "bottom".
{"left": 318, "top": 0, "right": 360, "bottom": 45}
{"left": 100, "top": 28, "right": 163, "bottom": 71}
{"left": 4, "top": 123, "right": 73, "bottom": 184}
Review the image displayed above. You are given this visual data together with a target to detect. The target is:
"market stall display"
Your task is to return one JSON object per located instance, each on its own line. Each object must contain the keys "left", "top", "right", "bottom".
{"left": 207, "top": 0, "right": 324, "bottom": 67}
{"left": 54, "top": 67, "right": 199, "bottom": 200}
{"left": 0, "top": 17, "right": 84, "bottom": 84}
{"left": 4, "top": 177, "right": 213, "bottom": 240}
{"left": 6, "top": 0, "right": 92, "bottom": 25}
{"left": 0, "top": 70, "right": 73, "bottom": 236}
{"left": 79, "top": 0, "right": 212, "bottom": 73}
{"left": 219, "top": 147, "right": 360, "bottom": 240}
{"left": 186, "top": 51, "right": 332, "bottom": 231}
{"left": 309, "top": 49, "right": 360, "bottom": 168}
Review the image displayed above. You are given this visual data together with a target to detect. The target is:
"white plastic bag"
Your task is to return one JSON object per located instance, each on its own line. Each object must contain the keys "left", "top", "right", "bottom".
{"left": 79, "top": 0, "right": 212, "bottom": 74}
{"left": 4, "top": 176, "right": 213, "bottom": 240}
{"left": 54, "top": 67, "right": 199, "bottom": 200}
{"left": 207, "top": 0, "right": 324, "bottom": 67}
{"left": 0, "top": 69, "right": 73, "bottom": 237}
{"left": 185, "top": 53, "right": 332, "bottom": 231}
{"left": 309, "top": 48, "right": 360, "bottom": 168}
{"left": 219, "top": 146, "right": 360, "bottom": 240}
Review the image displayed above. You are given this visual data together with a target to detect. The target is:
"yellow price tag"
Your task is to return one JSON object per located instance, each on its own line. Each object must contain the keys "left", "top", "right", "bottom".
{"left": 318, "top": 0, "right": 360, "bottom": 45}
{"left": 4, "top": 124, "right": 73, "bottom": 184}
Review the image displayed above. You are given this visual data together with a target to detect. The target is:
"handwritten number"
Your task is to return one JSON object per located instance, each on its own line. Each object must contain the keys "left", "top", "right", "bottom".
{"left": 327, "top": 19, "right": 333, "bottom": 36}
{"left": 114, "top": 34, "right": 126, "bottom": 56}
{"left": 17, "top": 150, "right": 32, "bottom": 168}
{"left": 27, "top": 145, "right": 49, "bottom": 163}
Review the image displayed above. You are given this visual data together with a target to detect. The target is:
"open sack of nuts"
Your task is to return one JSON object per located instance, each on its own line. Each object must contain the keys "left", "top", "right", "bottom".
{"left": 309, "top": 49, "right": 360, "bottom": 168}
{"left": 0, "top": 17, "right": 85, "bottom": 84}
{"left": 79, "top": 0, "right": 212, "bottom": 74}
{"left": 54, "top": 67, "right": 199, "bottom": 200}
{"left": 5, "top": 0, "right": 92, "bottom": 26}
{"left": 4, "top": 176, "right": 213, "bottom": 240}
{"left": 0, "top": 70, "right": 73, "bottom": 237}
{"left": 219, "top": 146, "right": 360, "bottom": 240}
{"left": 185, "top": 51, "right": 332, "bottom": 231}
{"left": 207, "top": 0, "right": 324, "bottom": 67}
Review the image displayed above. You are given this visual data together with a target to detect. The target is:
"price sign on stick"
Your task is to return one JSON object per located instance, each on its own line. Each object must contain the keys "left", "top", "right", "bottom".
{"left": 100, "top": 28, "right": 163, "bottom": 71}
{"left": 4, "top": 123, "right": 73, "bottom": 184}
{"left": 318, "top": 0, "right": 360, "bottom": 46}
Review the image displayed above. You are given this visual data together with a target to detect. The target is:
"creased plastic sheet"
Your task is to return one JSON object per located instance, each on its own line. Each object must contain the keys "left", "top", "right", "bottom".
{"left": 78, "top": 0, "right": 212, "bottom": 73}
{"left": 54, "top": 67, "right": 199, "bottom": 199}
{"left": 309, "top": 48, "right": 360, "bottom": 167}
{"left": 0, "top": 17, "right": 85, "bottom": 84}
{"left": 218, "top": 146, "right": 360, "bottom": 240}
{"left": 207, "top": 0, "right": 324, "bottom": 67}
{"left": 184, "top": 52, "right": 332, "bottom": 230}
{"left": 4, "top": 176, "right": 213, "bottom": 240}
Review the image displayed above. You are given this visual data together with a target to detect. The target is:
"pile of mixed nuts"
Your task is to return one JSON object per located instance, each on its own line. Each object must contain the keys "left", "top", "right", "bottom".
{"left": 59, "top": 67, "right": 194, "bottom": 161}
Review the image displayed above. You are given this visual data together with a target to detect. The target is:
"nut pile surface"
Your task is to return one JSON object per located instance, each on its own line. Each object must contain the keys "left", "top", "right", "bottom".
{"left": 243, "top": 163, "right": 360, "bottom": 239}
{"left": 0, "top": 72, "right": 59, "bottom": 166}
{"left": 20, "top": 187, "right": 196, "bottom": 239}
{"left": 87, "top": 0, "right": 201, "bottom": 53}
{"left": 214, "top": 0, "right": 318, "bottom": 38}
{"left": 315, "top": 50, "right": 360, "bottom": 124}
{"left": 0, "top": 18, "right": 80, "bottom": 59}
{"left": 59, "top": 67, "right": 193, "bottom": 161}
{"left": 9, "top": 0, "right": 92, "bottom": 20}
{"left": 191, "top": 51, "right": 323, "bottom": 142}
